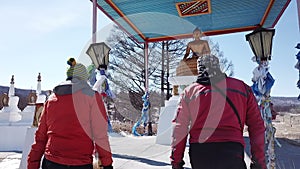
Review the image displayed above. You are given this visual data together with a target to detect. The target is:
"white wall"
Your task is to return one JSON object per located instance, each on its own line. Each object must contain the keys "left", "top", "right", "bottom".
{"left": 155, "top": 96, "right": 179, "bottom": 145}
{"left": 0, "top": 126, "right": 28, "bottom": 151}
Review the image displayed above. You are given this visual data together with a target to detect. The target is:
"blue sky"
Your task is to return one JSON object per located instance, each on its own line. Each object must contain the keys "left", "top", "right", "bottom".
{"left": 0, "top": 0, "right": 299, "bottom": 97}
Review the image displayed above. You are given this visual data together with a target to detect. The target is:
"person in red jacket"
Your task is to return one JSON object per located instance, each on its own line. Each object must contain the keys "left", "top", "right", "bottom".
{"left": 170, "top": 55, "right": 266, "bottom": 169}
{"left": 27, "top": 62, "right": 113, "bottom": 169}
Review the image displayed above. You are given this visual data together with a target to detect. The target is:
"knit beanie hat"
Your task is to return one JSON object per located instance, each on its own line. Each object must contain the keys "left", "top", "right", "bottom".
{"left": 66, "top": 63, "right": 89, "bottom": 81}
{"left": 67, "top": 57, "right": 76, "bottom": 66}
{"left": 197, "top": 55, "right": 221, "bottom": 78}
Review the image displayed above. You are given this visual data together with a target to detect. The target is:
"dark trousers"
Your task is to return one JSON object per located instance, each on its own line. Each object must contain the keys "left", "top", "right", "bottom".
{"left": 42, "top": 158, "right": 93, "bottom": 169}
{"left": 189, "top": 142, "right": 247, "bottom": 169}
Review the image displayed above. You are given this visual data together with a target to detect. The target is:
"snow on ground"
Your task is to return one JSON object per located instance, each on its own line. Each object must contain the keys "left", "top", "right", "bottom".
{"left": 0, "top": 153, "right": 21, "bottom": 169}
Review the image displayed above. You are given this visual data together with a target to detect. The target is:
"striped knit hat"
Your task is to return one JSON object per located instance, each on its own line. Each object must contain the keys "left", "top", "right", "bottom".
{"left": 66, "top": 63, "right": 89, "bottom": 81}
{"left": 197, "top": 55, "right": 221, "bottom": 78}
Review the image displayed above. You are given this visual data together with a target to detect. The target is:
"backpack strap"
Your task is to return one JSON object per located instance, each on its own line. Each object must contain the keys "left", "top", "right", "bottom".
{"left": 211, "top": 83, "right": 243, "bottom": 132}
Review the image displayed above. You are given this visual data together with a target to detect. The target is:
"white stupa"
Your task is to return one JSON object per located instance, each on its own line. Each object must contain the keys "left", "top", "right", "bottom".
{"left": 156, "top": 74, "right": 197, "bottom": 145}
{"left": 36, "top": 73, "right": 47, "bottom": 104}
{"left": 19, "top": 73, "right": 46, "bottom": 125}
{"left": 0, "top": 75, "right": 22, "bottom": 123}
{"left": 19, "top": 73, "right": 47, "bottom": 169}
{"left": 0, "top": 74, "right": 47, "bottom": 152}
{"left": 156, "top": 57, "right": 200, "bottom": 145}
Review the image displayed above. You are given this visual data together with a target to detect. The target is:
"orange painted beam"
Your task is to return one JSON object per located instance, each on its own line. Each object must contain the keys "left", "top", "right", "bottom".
{"left": 272, "top": 0, "right": 291, "bottom": 27}
{"left": 105, "top": 0, "right": 146, "bottom": 41}
{"left": 145, "top": 26, "right": 258, "bottom": 42}
{"left": 260, "top": 0, "right": 275, "bottom": 26}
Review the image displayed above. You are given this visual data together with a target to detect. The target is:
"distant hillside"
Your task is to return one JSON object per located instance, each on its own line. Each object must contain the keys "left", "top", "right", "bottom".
{"left": 0, "top": 85, "right": 49, "bottom": 110}
{"left": 271, "top": 96, "right": 300, "bottom": 113}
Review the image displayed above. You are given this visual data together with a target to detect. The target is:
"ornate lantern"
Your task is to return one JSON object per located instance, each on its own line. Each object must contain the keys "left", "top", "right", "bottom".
{"left": 245, "top": 27, "right": 275, "bottom": 61}
{"left": 86, "top": 42, "right": 111, "bottom": 69}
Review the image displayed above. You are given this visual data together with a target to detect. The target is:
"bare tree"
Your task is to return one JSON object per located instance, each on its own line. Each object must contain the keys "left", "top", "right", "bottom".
{"left": 107, "top": 26, "right": 188, "bottom": 93}
{"left": 106, "top": 25, "right": 234, "bottom": 122}
{"left": 106, "top": 26, "right": 188, "bottom": 107}
{"left": 209, "top": 40, "right": 234, "bottom": 76}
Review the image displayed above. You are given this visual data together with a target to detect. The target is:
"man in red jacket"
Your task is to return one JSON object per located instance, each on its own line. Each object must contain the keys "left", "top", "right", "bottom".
{"left": 28, "top": 62, "right": 113, "bottom": 169}
{"left": 170, "top": 55, "right": 266, "bottom": 169}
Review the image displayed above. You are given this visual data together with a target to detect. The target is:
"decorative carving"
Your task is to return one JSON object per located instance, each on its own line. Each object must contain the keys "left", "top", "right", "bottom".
{"left": 32, "top": 103, "right": 44, "bottom": 127}
{"left": 1, "top": 93, "right": 9, "bottom": 107}
{"left": 176, "top": 0, "right": 211, "bottom": 17}
{"left": 28, "top": 92, "right": 37, "bottom": 105}
{"left": 176, "top": 57, "right": 198, "bottom": 76}
{"left": 173, "top": 85, "right": 179, "bottom": 96}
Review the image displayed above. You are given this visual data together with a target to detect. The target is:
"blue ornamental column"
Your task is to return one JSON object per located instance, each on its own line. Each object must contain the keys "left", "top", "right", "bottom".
{"left": 88, "top": 63, "right": 115, "bottom": 133}
{"left": 86, "top": 42, "right": 114, "bottom": 134}
{"left": 132, "top": 92, "right": 150, "bottom": 136}
{"left": 132, "top": 42, "right": 152, "bottom": 136}
{"left": 251, "top": 57, "right": 279, "bottom": 169}
{"left": 295, "top": 43, "right": 300, "bottom": 100}
{"left": 246, "top": 27, "right": 280, "bottom": 169}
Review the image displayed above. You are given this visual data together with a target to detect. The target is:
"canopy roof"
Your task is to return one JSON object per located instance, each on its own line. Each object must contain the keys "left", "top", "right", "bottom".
{"left": 96, "top": 0, "right": 291, "bottom": 43}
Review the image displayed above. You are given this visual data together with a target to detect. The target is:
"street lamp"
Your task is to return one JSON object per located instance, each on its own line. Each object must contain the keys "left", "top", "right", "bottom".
{"left": 246, "top": 27, "right": 276, "bottom": 168}
{"left": 86, "top": 42, "right": 111, "bottom": 69}
{"left": 245, "top": 27, "right": 275, "bottom": 61}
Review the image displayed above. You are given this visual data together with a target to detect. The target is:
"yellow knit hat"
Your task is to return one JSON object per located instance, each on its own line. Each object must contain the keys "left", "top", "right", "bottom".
{"left": 66, "top": 63, "right": 89, "bottom": 81}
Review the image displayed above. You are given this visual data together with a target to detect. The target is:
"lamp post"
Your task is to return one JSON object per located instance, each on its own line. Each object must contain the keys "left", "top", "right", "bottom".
{"left": 86, "top": 42, "right": 111, "bottom": 69}
{"left": 86, "top": 42, "right": 114, "bottom": 134}
{"left": 246, "top": 27, "right": 277, "bottom": 169}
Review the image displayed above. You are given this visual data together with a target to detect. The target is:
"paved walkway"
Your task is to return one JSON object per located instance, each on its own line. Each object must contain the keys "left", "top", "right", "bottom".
{"left": 274, "top": 138, "right": 300, "bottom": 168}
{"left": 1, "top": 135, "right": 300, "bottom": 169}
{"left": 244, "top": 137, "right": 300, "bottom": 169}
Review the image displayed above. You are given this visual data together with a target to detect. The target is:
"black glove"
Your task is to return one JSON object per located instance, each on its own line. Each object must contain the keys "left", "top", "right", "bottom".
{"left": 172, "top": 161, "right": 185, "bottom": 169}
{"left": 250, "top": 162, "right": 262, "bottom": 169}
{"left": 250, "top": 156, "right": 266, "bottom": 169}
{"left": 103, "top": 165, "right": 113, "bottom": 169}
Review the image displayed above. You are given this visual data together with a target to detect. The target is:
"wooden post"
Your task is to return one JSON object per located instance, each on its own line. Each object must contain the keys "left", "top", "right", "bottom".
{"left": 161, "top": 41, "right": 165, "bottom": 107}
{"left": 92, "top": 0, "right": 97, "bottom": 43}
{"left": 297, "top": 0, "right": 300, "bottom": 32}
{"left": 166, "top": 41, "right": 171, "bottom": 100}
{"left": 144, "top": 42, "right": 153, "bottom": 136}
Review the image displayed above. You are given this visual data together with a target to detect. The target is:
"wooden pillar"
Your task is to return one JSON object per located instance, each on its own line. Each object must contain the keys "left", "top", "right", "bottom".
{"left": 144, "top": 42, "right": 153, "bottom": 136}
{"left": 297, "top": 0, "right": 300, "bottom": 32}
{"left": 161, "top": 41, "right": 165, "bottom": 107}
{"left": 92, "top": 0, "right": 97, "bottom": 43}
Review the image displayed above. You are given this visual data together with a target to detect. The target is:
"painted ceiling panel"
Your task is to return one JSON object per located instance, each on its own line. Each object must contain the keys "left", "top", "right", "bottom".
{"left": 96, "top": 0, "right": 291, "bottom": 42}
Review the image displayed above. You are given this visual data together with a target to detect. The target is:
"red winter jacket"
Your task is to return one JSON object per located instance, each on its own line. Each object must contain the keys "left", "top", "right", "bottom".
{"left": 27, "top": 80, "right": 113, "bottom": 169}
{"left": 171, "top": 77, "right": 266, "bottom": 168}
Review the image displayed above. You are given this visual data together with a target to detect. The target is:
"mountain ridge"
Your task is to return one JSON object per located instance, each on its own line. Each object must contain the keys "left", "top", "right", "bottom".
{"left": 0, "top": 85, "right": 49, "bottom": 110}
{"left": 1, "top": 85, "right": 300, "bottom": 113}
